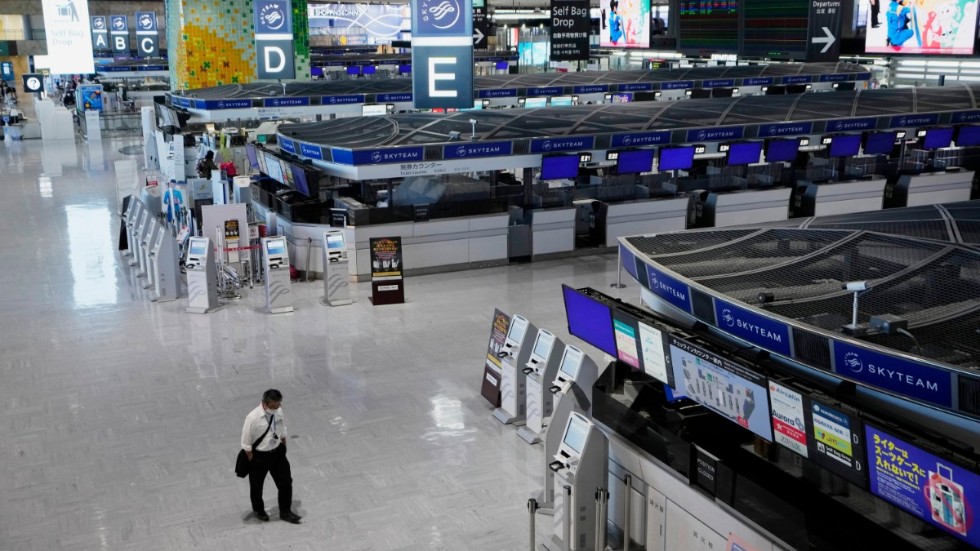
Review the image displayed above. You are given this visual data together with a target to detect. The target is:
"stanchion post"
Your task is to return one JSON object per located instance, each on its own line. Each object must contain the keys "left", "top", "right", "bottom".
{"left": 623, "top": 475, "right": 632, "bottom": 551}
{"left": 611, "top": 245, "right": 626, "bottom": 288}
{"left": 563, "top": 485, "right": 572, "bottom": 551}
{"left": 527, "top": 498, "right": 538, "bottom": 551}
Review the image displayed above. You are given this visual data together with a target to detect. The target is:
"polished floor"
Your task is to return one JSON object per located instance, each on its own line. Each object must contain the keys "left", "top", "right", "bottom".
{"left": 0, "top": 136, "right": 634, "bottom": 550}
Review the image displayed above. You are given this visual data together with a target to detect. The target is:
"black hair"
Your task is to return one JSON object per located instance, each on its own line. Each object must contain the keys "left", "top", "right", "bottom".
{"left": 262, "top": 389, "right": 283, "bottom": 403}
{"left": 610, "top": 0, "right": 618, "bottom": 10}
{"left": 205, "top": 150, "right": 215, "bottom": 159}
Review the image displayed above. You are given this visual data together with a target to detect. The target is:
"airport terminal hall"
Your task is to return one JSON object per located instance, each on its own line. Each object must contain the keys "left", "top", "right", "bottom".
{"left": 5, "top": 0, "right": 980, "bottom": 549}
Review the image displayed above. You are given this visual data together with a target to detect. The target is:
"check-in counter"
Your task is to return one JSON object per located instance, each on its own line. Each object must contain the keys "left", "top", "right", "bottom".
{"left": 794, "top": 176, "right": 887, "bottom": 217}
{"left": 709, "top": 187, "right": 793, "bottom": 227}
{"left": 889, "top": 168, "right": 974, "bottom": 207}
{"left": 529, "top": 207, "right": 575, "bottom": 257}
{"left": 604, "top": 197, "right": 690, "bottom": 247}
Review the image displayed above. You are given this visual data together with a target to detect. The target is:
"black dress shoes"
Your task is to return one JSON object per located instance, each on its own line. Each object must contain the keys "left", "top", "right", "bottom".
{"left": 280, "top": 512, "right": 302, "bottom": 524}
{"left": 254, "top": 510, "right": 270, "bottom": 521}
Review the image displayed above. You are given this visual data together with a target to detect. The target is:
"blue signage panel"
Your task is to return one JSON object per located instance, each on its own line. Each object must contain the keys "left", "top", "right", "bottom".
{"left": 826, "top": 117, "right": 878, "bottom": 132}
{"left": 338, "top": 146, "right": 425, "bottom": 165}
{"left": 263, "top": 97, "right": 310, "bottom": 107}
{"left": 278, "top": 138, "right": 296, "bottom": 154}
{"left": 646, "top": 263, "right": 693, "bottom": 313}
{"left": 951, "top": 110, "right": 980, "bottom": 123}
{"left": 321, "top": 94, "right": 366, "bottom": 105}
{"left": 254, "top": 0, "right": 295, "bottom": 79}
{"left": 199, "top": 99, "right": 252, "bottom": 110}
{"left": 0, "top": 62, "right": 13, "bottom": 82}
{"left": 743, "top": 77, "right": 773, "bottom": 86}
{"left": 758, "top": 121, "right": 813, "bottom": 138}
{"left": 299, "top": 142, "right": 324, "bottom": 160}
{"left": 833, "top": 341, "right": 952, "bottom": 407}
{"left": 714, "top": 298, "right": 792, "bottom": 356}
{"left": 377, "top": 93, "right": 413, "bottom": 103}
{"left": 686, "top": 126, "right": 745, "bottom": 142}
{"left": 662, "top": 81, "right": 694, "bottom": 90}
{"left": 782, "top": 75, "right": 813, "bottom": 84}
{"left": 529, "top": 136, "right": 595, "bottom": 153}
{"left": 478, "top": 89, "right": 518, "bottom": 98}
{"left": 620, "top": 244, "right": 638, "bottom": 280}
{"left": 528, "top": 86, "right": 563, "bottom": 96}
{"left": 702, "top": 79, "right": 734, "bottom": 88}
{"left": 620, "top": 83, "right": 653, "bottom": 92}
{"left": 443, "top": 141, "right": 513, "bottom": 159}
{"left": 610, "top": 131, "right": 672, "bottom": 147}
{"left": 573, "top": 85, "right": 609, "bottom": 94}
{"left": 856, "top": 72, "right": 872, "bottom": 81}
{"left": 171, "top": 96, "right": 191, "bottom": 108}
{"left": 819, "top": 73, "right": 849, "bottom": 82}
{"left": 889, "top": 114, "right": 940, "bottom": 128}
{"left": 136, "top": 11, "right": 158, "bottom": 31}
{"left": 411, "top": 0, "right": 474, "bottom": 109}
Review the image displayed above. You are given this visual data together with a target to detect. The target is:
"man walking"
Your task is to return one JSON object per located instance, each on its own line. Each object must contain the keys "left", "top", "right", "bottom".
{"left": 241, "top": 389, "right": 302, "bottom": 523}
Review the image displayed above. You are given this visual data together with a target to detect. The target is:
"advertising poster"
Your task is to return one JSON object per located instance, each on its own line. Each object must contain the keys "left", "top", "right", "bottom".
{"left": 41, "top": 0, "right": 96, "bottom": 74}
{"left": 599, "top": 0, "right": 650, "bottom": 48}
{"left": 369, "top": 236, "right": 403, "bottom": 279}
{"left": 768, "top": 381, "right": 808, "bottom": 458}
{"left": 486, "top": 309, "right": 510, "bottom": 371}
{"left": 866, "top": 424, "right": 978, "bottom": 545}
{"left": 612, "top": 311, "right": 640, "bottom": 368}
{"left": 308, "top": 3, "right": 410, "bottom": 46}
{"left": 865, "top": 0, "right": 978, "bottom": 55}
{"left": 638, "top": 320, "right": 670, "bottom": 384}
{"left": 668, "top": 335, "right": 772, "bottom": 441}
{"left": 77, "top": 84, "right": 103, "bottom": 112}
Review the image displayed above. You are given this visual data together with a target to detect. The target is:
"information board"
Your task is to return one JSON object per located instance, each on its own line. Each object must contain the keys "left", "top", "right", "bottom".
{"left": 677, "top": 0, "right": 738, "bottom": 53}
{"left": 742, "top": 0, "right": 808, "bottom": 58}
{"left": 808, "top": 398, "right": 867, "bottom": 487}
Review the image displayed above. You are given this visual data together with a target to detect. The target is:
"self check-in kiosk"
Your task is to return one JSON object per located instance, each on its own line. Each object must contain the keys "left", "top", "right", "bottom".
{"left": 545, "top": 412, "right": 609, "bottom": 551}
{"left": 539, "top": 345, "right": 599, "bottom": 506}
{"left": 129, "top": 204, "right": 148, "bottom": 267}
{"left": 262, "top": 236, "right": 293, "bottom": 313}
{"left": 123, "top": 200, "right": 144, "bottom": 259}
{"left": 136, "top": 213, "right": 156, "bottom": 278}
{"left": 517, "top": 328, "right": 566, "bottom": 445}
{"left": 185, "top": 237, "right": 219, "bottom": 313}
{"left": 143, "top": 222, "right": 165, "bottom": 290}
{"left": 149, "top": 224, "right": 180, "bottom": 302}
{"left": 321, "top": 230, "right": 352, "bottom": 306}
{"left": 492, "top": 314, "right": 539, "bottom": 425}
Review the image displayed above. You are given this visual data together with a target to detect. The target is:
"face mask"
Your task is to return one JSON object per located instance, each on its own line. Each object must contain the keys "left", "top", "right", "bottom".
{"left": 265, "top": 407, "right": 279, "bottom": 416}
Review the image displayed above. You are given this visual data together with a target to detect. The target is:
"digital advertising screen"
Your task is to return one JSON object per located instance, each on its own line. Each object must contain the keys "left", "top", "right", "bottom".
{"left": 863, "top": 131, "right": 898, "bottom": 155}
{"left": 611, "top": 92, "right": 634, "bottom": 103}
{"left": 922, "top": 127, "right": 955, "bottom": 150}
{"left": 955, "top": 124, "right": 980, "bottom": 147}
{"left": 768, "top": 380, "right": 808, "bottom": 458}
{"left": 764, "top": 139, "right": 800, "bottom": 163}
{"left": 808, "top": 398, "right": 867, "bottom": 487}
{"left": 678, "top": 0, "right": 738, "bottom": 53}
{"left": 540, "top": 155, "right": 581, "bottom": 180}
{"left": 245, "top": 143, "right": 260, "bottom": 169}
{"left": 562, "top": 285, "right": 618, "bottom": 357}
{"left": 829, "top": 134, "right": 863, "bottom": 158}
{"left": 658, "top": 146, "right": 695, "bottom": 171}
{"left": 727, "top": 141, "right": 764, "bottom": 166}
{"left": 612, "top": 309, "right": 641, "bottom": 369}
{"left": 668, "top": 335, "right": 773, "bottom": 441}
{"left": 599, "top": 0, "right": 651, "bottom": 48}
{"left": 865, "top": 0, "right": 978, "bottom": 55}
{"left": 865, "top": 423, "right": 980, "bottom": 546}
{"left": 616, "top": 149, "right": 655, "bottom": 174}
{"left": 638, "top": 320, "right": 671, "bottom": 384}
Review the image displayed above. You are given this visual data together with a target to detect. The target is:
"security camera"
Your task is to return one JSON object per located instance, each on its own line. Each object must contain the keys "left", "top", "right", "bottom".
{"left": 468, "top": 118, "right": 477, "bottom": 125}
{"left": 843, "top": 281, "right": 870, "bottom": 292}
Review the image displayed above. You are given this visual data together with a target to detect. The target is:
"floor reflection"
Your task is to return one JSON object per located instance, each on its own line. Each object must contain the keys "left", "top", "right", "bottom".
{"left": 65, "top": 204, "right": 118, "bottom": 308}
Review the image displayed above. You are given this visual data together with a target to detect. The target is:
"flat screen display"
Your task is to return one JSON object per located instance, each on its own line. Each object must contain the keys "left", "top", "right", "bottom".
{"left": 532, "top": 331, "right": 556, "bottom": 360}
{"left": 559, "top": 346, "right": 585, "bottom": 378}
{"left": 263, "top": 152, "right": 283, "bottom": 183}
{"left": 764, "top": 139, "right": 799, "bottom": 163}
{"left": 955, "top": 124, "right": 980, "bottom": 147}
{"left": 612, "top": 310, "right": 641, "bottom": 369}
{"left": 829, "top": 134, "right": 862, "bottom": 158}
{"left": 278, "top": 158, "right": 294, "bottom": 187}
{"left": 658, "top": 146, "right": 695, "bottom": 171}
{"left": 245, "top": 143, "right": 259, "bottom": 169}
{"left": 668, "top": 335, "right": 773, "bottom": 441}
{"left": 864, "top": 0, "right": 978, "bottom": 55}
{"left": 290, "top": 164, "right": 310, "bottom": 196}
{"left": 326, "top": 233, "right": 345, "bottom": 249}
{"left": 550, "top": 96, "right": 574, "bottom": 107}
{"left": 727, "top": 141, "right": 763, "bottom": 166}
{"left": 865, "top": 424, "right": 980, "bottom": 547}
{"left": 524, "top": 97, "right": 548, "bottom": 108}
{"left": 362, "top": 104, "right": 388, "bottom": 116}
{"left": 599, "top": 0, "right": 651, "bottom": 48}
{"left": 266, "top": 239, "right": 286, "bottom": 256}
{"left": 540, "top": 155, "right": 580, "bottom": 180}
{"left": 562, "top": 414, "right": 590, "bottom": 454}
{"left": 808, "top": 398, "right": 867, "bottom": 487}
{"left": 562, "top": 285, "right": 618, "bottom": 356}
{"left": 863, "top": 131, "right": 898, "bottom": 155}
{"left": 506, "top": 315, "right": 530, "bottom": 346}
{"left": 617, "top": 149, "right": 655, "bottom": 174}
{"left": 768, "top": 380, "right": 809, "bottom": 458}
{"left": 611, "top": 93, "right": 633, "bottom": 103}
{"left": 922, "top": 127, "right": 955, "bottom": 150}
{"left": 189, "top": 239, "right": 208, "bottom": 256}
{"left": 678, "top": 0, "right": 738, "bottom": 53}
{"left": 638, "top": 321, "right": 670, "bottom": 384}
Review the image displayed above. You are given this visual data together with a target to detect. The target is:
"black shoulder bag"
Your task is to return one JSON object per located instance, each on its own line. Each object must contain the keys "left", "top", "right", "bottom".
{"left": 235, "top": 421, "right": 272, "bottom": 478}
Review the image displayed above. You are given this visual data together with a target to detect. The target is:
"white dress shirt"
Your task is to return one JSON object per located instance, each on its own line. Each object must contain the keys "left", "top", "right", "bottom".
{"left": 241, "top": 404, "right": 288, "bottom": 452}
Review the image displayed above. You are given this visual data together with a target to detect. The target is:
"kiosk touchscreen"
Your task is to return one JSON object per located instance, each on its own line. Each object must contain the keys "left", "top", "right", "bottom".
{"left": 517, "top": 329, "right": 566, "bottom": 445}
{"left": 124, "top": 200, "right": 144, "bottom": 258}
{"left": 492, "top": 314, "right": 539, "bottom": 425}
{"left": 321, "top": 230, "right": 352, "bottom": 306}
{"left": 545, "top": 412, "right": 609, "bottom": 551}
{"left": 262, "top": 236, "right": 293, "bottom": 313}
{"left": 185, "top": 237, "right": 219, "bottom": 313}
{"left": 144, "top": 223, "right": 166, "bottom": 291}
{"left": 136, "top": 214, "right": 156, "bottom": 278}
{"left": 149, "top": 224, "right": 180, "bottom": 302}
{"left": 129, "top": 205, "right": 148, "bottom": 267}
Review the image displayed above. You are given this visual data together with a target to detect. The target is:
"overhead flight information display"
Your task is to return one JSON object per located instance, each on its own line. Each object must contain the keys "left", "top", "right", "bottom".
{"left": 678, "top": 0, "right": 738, "bottom": 53}
{"left": 742, "top": 0, "right": 808, "bottom": 58}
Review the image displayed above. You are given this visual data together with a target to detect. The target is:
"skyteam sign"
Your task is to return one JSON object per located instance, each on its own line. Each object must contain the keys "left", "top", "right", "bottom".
{"left": 702, "top": 79, "right": 734, "bottom": 88}
{"left": 171, "top": 96, "right": 191, "bottom": 108}
{"left": 110, "top": 15, "right": 129, "bottom": 54}
{"left": 573, "top": 85, "right": 608, "bottom": 94}
{"left": 782, "top": 75, "right": 812, "bottom": 84}
{"left": 759, "top": 122, "right": 813, "bottom": 138}
{"left": 378, "top": 93, "right": 413, "bottom": 102}
{"left": 646, "top": 264, "right": 692, "bottom": 313}
{"left": 278, "top": 138, "right": 296, "bottom": 154}
{"left": 833, "top": 341, "right": 952, "bottom": 408}
{"left": 332, "top": 146, "right": 425, "bottom": 165}
{"left": 528, "top": 86, "right": 562, "bottom": 96}
{"left": 744, "top": 77, "right": 773, "bottom": 86}
{"left": 264, "top": 97, "right": 310, "bottom": 107}
{"left": 91, "top": 16, "right": 109, "bottom": 52}
{"left": 530, "top": 136, "right": 594, "bottom": 153}
{"left": 610, "top": 131, "right": 672, "bottom": 148}
{"left": 135, "top": 11, "right": 159, "bottom": 57}
{"left": 686, "top": 126, "right": 744, "bottom": 142}
{"left": 411, "top": 0, "right": 474, "bottom": 109}
{"left": 254, "top": 0, "right": 295, "bottom": 79}
{"left": 300, "top": 143, "right": 324, "bottom": 160}
{"left": 621, "top": 83, "right": 652, "bottom": 92}
{"left": 478, "top": 89, "right": 517, "bottom": 98}
{"left": 662, "top": 81, "right": 694, "bottom": 90}
{"left": 198, "top": 99, "right": 252, "bottom": 109}
{"left": 951, "top": 111, "right": 980, "bottom": 123}
{"left": 443, "top": 141, "right": 512, "bottom": 159}
{"left": 889, "top": 114, "right": 939, "bottom": 129}
{"left": 819, "top": 73, "right": 848, "bottom": 82}
{"left": 714, "top": 298, "right": 792, "bottom": 356}
{"left": 826, "top": 117, "right": 877, "bottom": 132}
{"left": 322, "top": 94, "right": 365, "bottom": 105}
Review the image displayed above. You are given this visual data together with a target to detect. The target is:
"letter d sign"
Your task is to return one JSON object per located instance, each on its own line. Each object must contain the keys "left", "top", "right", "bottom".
{"left": 257, "top": 41, "right": 294, "bottom": 79}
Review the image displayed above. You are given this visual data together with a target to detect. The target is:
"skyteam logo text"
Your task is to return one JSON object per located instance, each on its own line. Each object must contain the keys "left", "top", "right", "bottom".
{"left": 259, "top": 2, "right": 287, "bottom": 31}
{"left": 418, "top": 0, "right": 463, "bottom": 33}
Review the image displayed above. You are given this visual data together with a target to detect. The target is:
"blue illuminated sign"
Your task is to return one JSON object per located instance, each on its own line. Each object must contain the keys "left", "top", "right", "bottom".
{"left": 758, "top": 121, "right": 813, "bottom": 138}
{"left": 744, "top": 77, "right": 773, "bottom": 86}
{"left": 646, "top": 263, "right": 692, "bottom": 313}
{"left": 335, "top": 146, "right": 425, "bottom": 165}
{"left": 199, "top": 99, "right": 252, "bottom": 110}
{"left": 529, "top": 136, "right": 595, "bottom": 153}
{"left": 171, "top": 96, "right": 191, "bottom": 108}
{"left": 322, "top": 94, "right": 366, "bottom": 105}
{"left": 620, "top": 83, "right": 652, "bottom": 92}
{"left": 477, "top": 89, "right": 517, "bottom": 98}
{"left": 443, "top": 141, "right": 513, "bottom": 159}
{"left": 528, "top": 86, "right": 562, "bottom": 96}
{"left": 702, "top": 79, "right": 734, "bottom": 88}
{"left": 833, "top": 341, "right": 952, "bottom": 408}
{"left": 610, "top": 131, "right": 672, "bottom": 147}
{"left": 263, "top": 97, "right": 310, "bottom": 107}
{"left": 951, "top": 110, "right": 980, "bottom": 123}
{"left": 620, "top": 244, "right": 638, "bottom": 280}
{"left": 685, "top": 126, "right": 744, "bottom": 142}
{"left": 414, "top": 0, "right": 468, "bottom": 35}
{"left": 889, "top": 114, "right": 939, "bottom": 128}
{"left": 714, "top": 298, "right": 792, "bottom": 356}
{"left": 782, "top": 75, "right": 812, "bottom": 84}
{"left": 278, "top": 138, "right": 296, "bottom": 154}
{"left": 826, "top": 117, "right": 877, "bottom": 132}
{"left": 300, "top": 142, "right": 324, "bottom": 160}
{"left": 573, "top": 85, "right": 609, "bottom": 94}
{"left": 662, "top": 81, "right": 694, "bottom": 90}
{"left": 819, "top": 73, "right": 848, "bottom": 82}
{"left": 377, "top": 93, "right": 413, "bottom": 102}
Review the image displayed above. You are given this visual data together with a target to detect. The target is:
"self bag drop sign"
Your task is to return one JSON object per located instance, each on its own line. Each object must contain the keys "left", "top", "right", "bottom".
{"left": 833, "top": 341, "right": 952, "bottom": 408}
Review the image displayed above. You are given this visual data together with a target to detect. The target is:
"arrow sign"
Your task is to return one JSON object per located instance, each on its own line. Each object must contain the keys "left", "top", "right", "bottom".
{"left": 473, "top": 27, "right": 484, "bottom": 45}
{"left": 812, "top": 26, "right": 835, "bottom": 54}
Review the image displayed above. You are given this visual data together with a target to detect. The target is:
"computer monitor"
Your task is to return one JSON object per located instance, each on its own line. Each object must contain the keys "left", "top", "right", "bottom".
{"left": 558, "top": 345, "right": 585, "bottom": 380}
{"left": 561, "top": 285, "right": 617, "bottom": 356}
{"left": 921, "top": 127, "right": 955, "bottom": 150}
{"left": 611, "top": 93, "right": 633, "bottom": 103}
{"left": 658, "top": 146, "right": 695, "bottom": 171}
{"left": 862, "top": 131, "right": 897, "bottom": 155}
{"left": 829, "top": 134, "right": 862, "bottom": 157}
{"left": 326, "top": 233, "right": 345, "bottom": 250}
{"left": 263, "top": 152, "right": 283, "bottom": 183}
{"left": 616, "top": 149, "right": 655, "bottom": 174}
{"left": 188, "top": 237, "right": 208, "bottom": 257}
{"left": 727, "top": 141, "right": 763, "bottom": 166}
{"left": 524, "top": 97, "right": 548, "bottom": 109}
{"left": 955, "top": 124, "right": 980, "bottom": 147}
{"left": 504, "top": 314, "right": 530, "bottom": 348}
{"left": 540, "top": 155, "right": 580, "bottom": 180}
{"left": 689, "top": 88, "right": 711, "bottom": 99}
{"left": 530, "top": 329, "right": 557, "bottom": 363}
{"left": 560, "top": 412, "right": 591, "bottom": 456}
{"left": 550, "top": 96, "right": 573, "bottom": 107}
{"left": 266, "top": 238, "right": 286, "bottom": 257}
{"left": 764, "top": 139, "right": 799, "bottom": 163}
{"left": 245, "top": 143, "right": 259, "bottom": 169}
{"left": 290, "top": 164, "right": 310, "bottom": 196}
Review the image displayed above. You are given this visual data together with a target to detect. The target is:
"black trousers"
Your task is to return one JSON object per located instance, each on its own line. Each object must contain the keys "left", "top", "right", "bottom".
{"left": 248, "top": 445, "right": 292, "bottom": 514}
